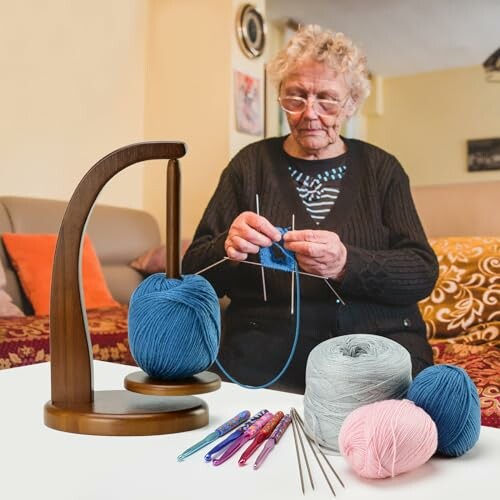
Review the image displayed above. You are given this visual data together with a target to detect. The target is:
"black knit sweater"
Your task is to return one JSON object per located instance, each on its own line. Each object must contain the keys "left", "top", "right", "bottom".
{"left": 182, "top": 136, "right": 438, "bottom": 390}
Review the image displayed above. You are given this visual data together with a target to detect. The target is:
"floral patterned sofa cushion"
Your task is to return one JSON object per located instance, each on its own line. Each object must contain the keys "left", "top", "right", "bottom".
{"left": 419, "top": 236, "right": 499, "bottom": 428}
{"left": 0, "top": 307, "right": 134, "bottom": 370}
{"left": 420, "top": 237, "right": 499, "bottom": 340}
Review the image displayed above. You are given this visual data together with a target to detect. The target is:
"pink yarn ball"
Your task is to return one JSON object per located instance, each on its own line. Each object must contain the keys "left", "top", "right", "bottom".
{"left": 339, "top": 399, "right": 437, "bottom": 479}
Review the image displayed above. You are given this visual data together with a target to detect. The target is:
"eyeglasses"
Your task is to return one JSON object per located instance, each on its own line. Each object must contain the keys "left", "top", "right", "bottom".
{"left": 278, "top": 94, "right": 349, "bottom": 117}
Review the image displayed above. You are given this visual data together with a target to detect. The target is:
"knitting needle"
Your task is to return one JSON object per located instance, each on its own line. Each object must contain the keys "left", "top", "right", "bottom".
{"left": 195, "top": 257, "right": 228, "bottom": 275}
{"left": 255, "top": 194, "right": 268, "bottom": 302}
{"left": 293, "top": 411, "right": 345, "bottom": 488}
{"left": 290, "top": 214, "right": 295, "bottom": 315}
{"left": 292, "top": 409, "right": 344, "bottom": 497}
{"left": 323, "top": 279, "right": 346, "bottom": 306}
{"left": 194, "top": 256, "right": 346, "bottom": 306}
{"left": 221, "top": 257, "right": 345, "bottom": 304}
{"left": 291, "top": 409, "right": 336, "bottom": 497}
{"left": 291, "top": 408, "right": 315, "bottom": 491}
{"left": 290, "top": 409, "right": 306, "bottom": 495}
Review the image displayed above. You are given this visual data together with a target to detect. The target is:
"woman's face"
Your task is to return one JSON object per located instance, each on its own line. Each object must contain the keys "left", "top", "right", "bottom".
{"left": 280, "top": 60, "right": 353, "bottom": 159}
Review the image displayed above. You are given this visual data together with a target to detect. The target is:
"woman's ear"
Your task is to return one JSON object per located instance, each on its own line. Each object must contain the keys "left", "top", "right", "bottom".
{"left": 344, "top": 97, "right": 357, "bottom": 118}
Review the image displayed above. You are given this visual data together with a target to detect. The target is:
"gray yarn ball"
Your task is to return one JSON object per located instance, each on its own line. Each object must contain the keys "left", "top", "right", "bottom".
{"left": 304, "top": 334, "right": 412, "bottom": 453}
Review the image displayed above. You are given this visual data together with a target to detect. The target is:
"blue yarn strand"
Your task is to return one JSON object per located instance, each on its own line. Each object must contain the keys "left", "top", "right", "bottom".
{"left": 128, "top": 227, "right": 302, "bottom": 387}
{"left": 215, "top": 241, "right": 301, "bottom": 389}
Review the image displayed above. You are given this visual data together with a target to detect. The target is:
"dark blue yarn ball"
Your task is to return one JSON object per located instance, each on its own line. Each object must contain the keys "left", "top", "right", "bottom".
{"left": 128, "top": 273, "right": 220, "bottom": 379}
{"left": 406, "top": 364, "right": 481, "bottom": 457}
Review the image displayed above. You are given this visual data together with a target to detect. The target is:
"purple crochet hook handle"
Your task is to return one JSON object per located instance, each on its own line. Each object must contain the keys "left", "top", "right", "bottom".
{"left": 204, "top": 410, "right": 268, "bottom": 461}
{"left": 214, "top": 410, "right": 251, "bottom": 435}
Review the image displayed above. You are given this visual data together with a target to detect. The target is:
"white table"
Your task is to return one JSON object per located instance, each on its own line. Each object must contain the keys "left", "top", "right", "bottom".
{"left": 1, "top": 361, "right": 498, "bottom": 500}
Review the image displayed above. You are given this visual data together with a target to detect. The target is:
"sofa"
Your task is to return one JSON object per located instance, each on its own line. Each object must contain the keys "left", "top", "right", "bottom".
{"left": 0, "top": 196, "right": 160, "bottom": 368}
{"left": 412, "top": 181, "right": 500, "bottom": 429}
{"left": 0, "top": 182, "right": 498, "bottom": 428}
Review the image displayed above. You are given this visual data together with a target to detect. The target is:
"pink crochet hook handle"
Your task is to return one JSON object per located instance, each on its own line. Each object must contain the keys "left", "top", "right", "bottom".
{"left": 238, "top": 411, "right": 284, "bottom": 466}
{"left": 244, "top": 411, "right": 274, "bottom": 438}
{"left": 213, "top": 412, "right": 274, "bottom": 466}
{"left": 271, "top": 413, "right": 291, "bottom": 443}
{"left": 253, "top": 414, "right": 292, "bottom": 470}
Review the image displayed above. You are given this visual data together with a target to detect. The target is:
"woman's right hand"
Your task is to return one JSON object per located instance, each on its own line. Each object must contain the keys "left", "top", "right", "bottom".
{"left": 224, "top": 211, "right": 282, "bottom": 261}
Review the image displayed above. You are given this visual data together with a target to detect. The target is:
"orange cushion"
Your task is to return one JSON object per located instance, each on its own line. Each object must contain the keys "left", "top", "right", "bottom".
{"left": 2, "top": 233, "right": 120, "bottom": 315}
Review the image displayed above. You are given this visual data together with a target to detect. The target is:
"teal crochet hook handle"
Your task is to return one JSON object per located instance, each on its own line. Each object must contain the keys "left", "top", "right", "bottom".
{"left": 177, "top": 410, "right": 251, "bottom": 461}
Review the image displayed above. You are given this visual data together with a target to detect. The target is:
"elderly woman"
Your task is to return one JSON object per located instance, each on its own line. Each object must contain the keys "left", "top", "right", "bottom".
{"left": 182, "top": 25, "right": 438, "bottom": 393}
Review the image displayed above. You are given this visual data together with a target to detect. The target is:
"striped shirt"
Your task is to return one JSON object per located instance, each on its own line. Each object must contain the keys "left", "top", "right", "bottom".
{"left": 287, "top": 154, "right": 347, "bottom": 224}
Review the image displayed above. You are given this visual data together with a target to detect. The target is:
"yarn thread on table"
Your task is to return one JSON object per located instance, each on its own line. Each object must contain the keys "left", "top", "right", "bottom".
{"left": 304, "top": 334, "right": 413, "bottom": 453}
{"left": 128, "top": 273, "right": 220, "bottom": 379}
{"left": 406, "top": 364, "right": 481, "bottom": 457}
{"left": 338, "top": 399, "right": 438, "bottom": 479}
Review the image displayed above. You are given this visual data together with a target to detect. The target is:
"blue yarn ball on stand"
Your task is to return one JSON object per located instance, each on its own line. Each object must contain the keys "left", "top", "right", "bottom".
{"left": 128, "top": 273, "right": 221, "bottom": 379}
{"left": 406, "top": 364, "right": 481, "bottom": 457}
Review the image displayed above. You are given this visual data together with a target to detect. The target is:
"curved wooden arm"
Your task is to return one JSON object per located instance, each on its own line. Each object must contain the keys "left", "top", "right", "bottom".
{"left": 49, "top": 142, "right": 186, "bottom": 405}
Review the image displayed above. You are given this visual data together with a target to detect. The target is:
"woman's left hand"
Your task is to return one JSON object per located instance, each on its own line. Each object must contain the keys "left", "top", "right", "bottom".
{"left": 283, "top": 229, "right": 347, "bottom": 279}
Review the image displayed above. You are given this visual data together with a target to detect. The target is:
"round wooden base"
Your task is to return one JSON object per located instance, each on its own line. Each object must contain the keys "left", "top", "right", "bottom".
{"left": 44, "top": 390, "right": 208, "bottom": 436}
{"left": 124, "top": 370, "right": 221, "bottom": 396}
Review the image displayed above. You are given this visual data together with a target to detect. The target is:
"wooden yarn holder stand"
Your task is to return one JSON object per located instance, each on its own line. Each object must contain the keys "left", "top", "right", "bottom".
{"left": 44, "top": 142, "right": 221, "bottom": 436}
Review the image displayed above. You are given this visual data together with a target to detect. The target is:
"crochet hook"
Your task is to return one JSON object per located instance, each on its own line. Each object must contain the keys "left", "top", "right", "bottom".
{"left": 253, "top": 414, "right": 292, "bottom": 470}
{"left": 238, "top": 411, "right": 284, "bottom": 466}
{"left": 177, "top": 410, "right": 250, "bottom": 461}
{"left": 204, "top": 409, "right": 269, "bottom": 462}
{"left": 212, "top": 411, "right": 274, "bottom": 466}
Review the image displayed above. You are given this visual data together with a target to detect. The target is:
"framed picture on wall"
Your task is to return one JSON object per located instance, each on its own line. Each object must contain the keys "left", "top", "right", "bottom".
{"left": 467, "top": 137, "right": 500, "bottom": 171}
{"left": 234, "top": 70, "right": 262, "bottom": 136}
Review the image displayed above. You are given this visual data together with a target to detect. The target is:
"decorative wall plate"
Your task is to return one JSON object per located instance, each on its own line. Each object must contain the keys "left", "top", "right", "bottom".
{"left": 235, "top": 4, "right": 266, "bottom": 59}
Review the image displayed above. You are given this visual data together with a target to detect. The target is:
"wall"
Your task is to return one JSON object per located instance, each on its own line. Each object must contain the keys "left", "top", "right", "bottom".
{"left": 144, "top": 0, "right": 267, "bottom": 240}
{"left": 365, "top": 66, "right": 500, "bottom": 186}
{"left": 1, "top": 0, "right": 270, "bottom": 239}
{"left": 230, "top": 0, "right": 269, "bottom": 156}
{"left": 0, "top": 0, "right": 147, "bottom": 208}
{"left": 3, "top": 3, "right": 498, "bottom": 235}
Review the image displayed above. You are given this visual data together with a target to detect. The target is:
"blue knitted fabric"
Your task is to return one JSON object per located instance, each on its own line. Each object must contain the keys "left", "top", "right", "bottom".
{"left": 259, "top": 227, "right": 296, "bottom": 272}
